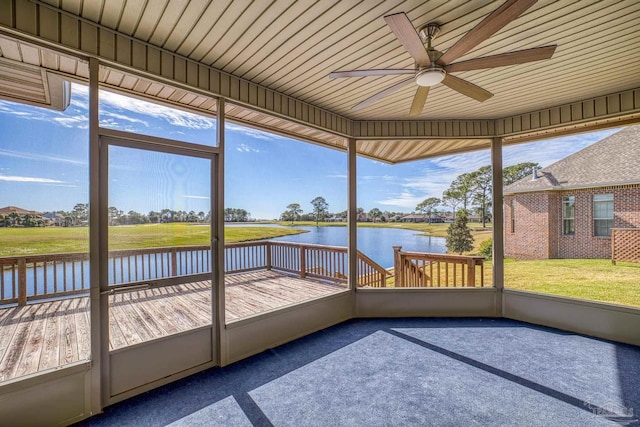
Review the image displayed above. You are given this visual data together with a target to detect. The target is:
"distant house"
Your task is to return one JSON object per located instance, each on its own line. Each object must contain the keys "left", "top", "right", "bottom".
{"left": 401, "top": 213, "right": 451, "bottom": 223}
{"left": 400, "top": 213, "right": 428, "bottom": 223}
{"left": 504, "top": 126, "right": 640, "bottom": 260}
{"left": 0, "top": 206, "right": 44, "bottom": 226}
{"left": 43, "top": 211, "right": 67, "bottom": 226}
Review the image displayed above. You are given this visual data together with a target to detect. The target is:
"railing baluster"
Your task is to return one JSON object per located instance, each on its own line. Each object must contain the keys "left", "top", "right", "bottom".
{"left": 1, "top": 263, "right": 5, "bottom": 300}
{"left": 71, "top": 261, "right": 76, "bottom": 291}
{"left": 18, "top": 258, "right": 27, "bottom": 306}
{"left": 32, "top": 260, "right": 38, "bottom": 297}
{"left": 81, "top": 258, "right": 85, "bottom": 290}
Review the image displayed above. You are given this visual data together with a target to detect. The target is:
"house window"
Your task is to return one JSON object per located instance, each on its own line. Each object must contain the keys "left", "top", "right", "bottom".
{"left": 562, "top": 196, "right": 575, "bottom": 235}
{"left": 593, "top": 194, "right": 614, "bottom": 237}
{"left": 510, "top": 199, "right": 515, "bottom": 233}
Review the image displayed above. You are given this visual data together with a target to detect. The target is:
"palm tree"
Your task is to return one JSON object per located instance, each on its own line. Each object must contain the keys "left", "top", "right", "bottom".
{"left": 8, "top": 212, "right": 20, "bottom": 227}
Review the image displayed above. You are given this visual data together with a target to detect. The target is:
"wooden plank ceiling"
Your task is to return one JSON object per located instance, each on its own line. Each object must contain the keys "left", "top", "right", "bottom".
{"left": 2, "top": 0, "right": 640, "bottom": 162}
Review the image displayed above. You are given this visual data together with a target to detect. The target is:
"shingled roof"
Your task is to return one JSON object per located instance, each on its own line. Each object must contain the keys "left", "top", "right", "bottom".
{"left": 504, "top": 125, "right": 640, "bottom": 195}
{"left": 0, "top": 206, "right": 42, "bottom": 215}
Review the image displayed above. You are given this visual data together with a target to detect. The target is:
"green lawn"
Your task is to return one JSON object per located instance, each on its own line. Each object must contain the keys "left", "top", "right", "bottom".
{"left": 501, "top": 258, "right": 640, "bottom": 307}
{"left": 0, "top": 224, "right": 305, "bottom": 256}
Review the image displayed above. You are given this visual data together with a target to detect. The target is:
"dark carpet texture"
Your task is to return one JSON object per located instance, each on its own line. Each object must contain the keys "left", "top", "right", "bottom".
{"left": 76, "top": 318, "right": 640, "bottom": 426}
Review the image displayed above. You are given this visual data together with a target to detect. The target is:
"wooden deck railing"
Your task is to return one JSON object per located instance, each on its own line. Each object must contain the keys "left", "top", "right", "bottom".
{"left": 392, "top": 246, "right": 485, "bottom": 287}
{"left": 1, "top": 241, "right": 387, "bottom": 305}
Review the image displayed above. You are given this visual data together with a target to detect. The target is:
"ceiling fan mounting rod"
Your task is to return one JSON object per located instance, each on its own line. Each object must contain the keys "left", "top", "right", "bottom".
{"left": 419, "top": 22, "right": 441, "bottom": 49}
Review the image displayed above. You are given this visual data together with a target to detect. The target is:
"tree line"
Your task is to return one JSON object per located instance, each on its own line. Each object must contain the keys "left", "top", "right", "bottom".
{"left": 415, "top": 162, "right": 540, "bottom": 227}
{"left": 0, "top": 203, "right": 252, "bottom": 227}
{"left": 280, "top": 198, "right": 425, "bottom": 225}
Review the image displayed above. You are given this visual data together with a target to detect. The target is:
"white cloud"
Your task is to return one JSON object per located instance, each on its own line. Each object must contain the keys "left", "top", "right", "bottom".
{"left": 0, "top": 148, "right": 86, "bottom": 165}
{"left": 236, "top": 143, "right": 260, "bottom": 153}
{"left": 429, "top": 151, "right": 491, "bottom": 171}
{"left": 184, "top": 195, "right": 210, "bottom": 200}
{"left": 0, "top": 174, "right": 64, "bottom": 183}
{"left": 74, "top": 85, "right": 216, "bottom": 131}
{"left": 226, "top": 123, "right": 286, "bottom": 141}
{"left": 327, "top": 174, "right": 347, "bottom": 179}
{"left": 101, "top": 111, "right": 148, "bottom": 126}
{"left": 377, "top": 190, "right": 424, "bottom": 209}
{"left": 360, "top": 174, "right": 399, "bottom": 182}
{"left": 52, "top": 115, "right": 89, "bottom": 129}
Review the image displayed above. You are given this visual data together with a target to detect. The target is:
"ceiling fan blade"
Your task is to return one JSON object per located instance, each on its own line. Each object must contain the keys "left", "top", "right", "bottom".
{"left": 446, "top": 45, "right": 556, "bottom": 73}
{"left": 409, "top": 86, "right": 430, "bottom": 116}
{"left": 352, "top": 77, "right": 415, "bottom": 110}
{"left": 384, "top": 13, "right": 431, "bottom": 66}
{"left": 329, "top": 69, "right": 415, "bottom": 78}
{"left": 438, "top": 0, "right": 537, "bottom": 65}
{"left": 442, "top": 74, "right": 493, "bottom": 102}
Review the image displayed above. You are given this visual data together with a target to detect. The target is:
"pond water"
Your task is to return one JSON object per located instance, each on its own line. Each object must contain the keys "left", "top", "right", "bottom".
{"left": 270, "top": 226, "right": 445, "bottom": 268}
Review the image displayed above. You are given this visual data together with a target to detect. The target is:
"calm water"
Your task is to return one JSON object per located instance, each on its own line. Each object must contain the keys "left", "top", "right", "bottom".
{"left": 271, "top": 226, "right": 445, "bottom": 268}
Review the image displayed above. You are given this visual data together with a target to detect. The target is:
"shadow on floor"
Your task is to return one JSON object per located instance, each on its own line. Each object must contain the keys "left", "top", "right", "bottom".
{"left": 76, "top": 318, "right": 640, "bottom": 427}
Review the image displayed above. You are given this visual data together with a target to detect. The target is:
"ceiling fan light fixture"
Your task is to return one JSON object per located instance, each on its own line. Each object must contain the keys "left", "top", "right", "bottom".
{"left": 416, "top": 67, "right": 446, "bottom": 87}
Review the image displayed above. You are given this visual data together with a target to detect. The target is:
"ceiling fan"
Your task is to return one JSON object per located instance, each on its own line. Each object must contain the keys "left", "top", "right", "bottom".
{"left": 329, "top": 0, "right": 557, "bottom": 116}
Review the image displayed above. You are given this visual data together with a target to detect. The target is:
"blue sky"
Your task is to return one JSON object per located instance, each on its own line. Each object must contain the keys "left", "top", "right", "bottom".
{"left": 0, "top": 83, "right": 619, "bottom": 219}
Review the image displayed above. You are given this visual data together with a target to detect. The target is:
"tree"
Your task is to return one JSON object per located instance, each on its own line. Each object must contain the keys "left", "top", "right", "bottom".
{"left": 224, "top": 208, "right": 250, "bottom": 222}
{"left": 310, "top": 196, "right": 329, "bottom": 225}
{"left": 72, "top": 203, "right": 88, "bottom": 225}
{"left": 161, "top": 208, "right": 174, "bottom": 223}
{"left": 446, "top": 209, "right": 474, "bottom": 254}
{"left": 446, "top": 173, "right": 475, "bottom": 211}
{"left": 469, "top": 166, "right": 492, "bottom": 227}
{"left": 108, "top": 206, "right": 120, "bottom": 225}
{"left": 148, "top": 211, "right": 161, "bottom": 223}
{"left": 503, "top": 162, "right": 540, "bottom": 186}
{"left": 187, "top": 211, "right": 198, "bottom": 222}
{"left": 285, "top": 203, "right": 303, "bottom": 224}
{"left": 8, "top": 212, "right": 20, "bottom": 227}
{"left": 442, "top": 188, "right": 462, "bottom": 219}
{"left": 415, "top": 197, "right": 441, "bottom": 222}
{"left": 368, "top": 207, "right": 383, "bottom": 222}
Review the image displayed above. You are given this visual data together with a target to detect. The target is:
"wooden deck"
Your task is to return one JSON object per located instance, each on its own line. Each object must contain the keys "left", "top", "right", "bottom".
{"left": 0, "top": 270, "right": 346, "bottom": 383}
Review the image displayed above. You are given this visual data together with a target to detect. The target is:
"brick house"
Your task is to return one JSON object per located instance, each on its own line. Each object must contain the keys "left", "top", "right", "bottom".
{"left": 504, "top": 126, "right": 640, "bottom": 260}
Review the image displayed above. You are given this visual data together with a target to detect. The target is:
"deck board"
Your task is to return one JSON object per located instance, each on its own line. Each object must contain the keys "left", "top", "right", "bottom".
{"left": 0, "top": 270, "right": 346, "bottom": 382}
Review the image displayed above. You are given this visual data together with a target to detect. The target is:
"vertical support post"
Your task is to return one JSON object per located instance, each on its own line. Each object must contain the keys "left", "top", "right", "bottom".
{"left": 17, "top": 258, "right": 27, "bottom": 306}
{"left": 88, "top": 56, "right": 105, "bottom": 413}
{"left": 214, "top": 97, "right": 225, "bottom": 365}
{"left": 171, "top": 248, "right": 178, "bottom": 276}
{"left": 299, "top": 245, "right": 306, "bottom": 278}
{"left": 393, "top": 246, "right": 402, "bottom": 287}
{"left": 491, "top": 137, "right": 504, "bottom": 314}
{"left": 266, "top": 242, "right": 272, "bottom": 270}
{"left": 467, "top": 259, "right": 475, "bottom": 287}
{"left": 347, "top": 138, "right": 357, "bottom": 293}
